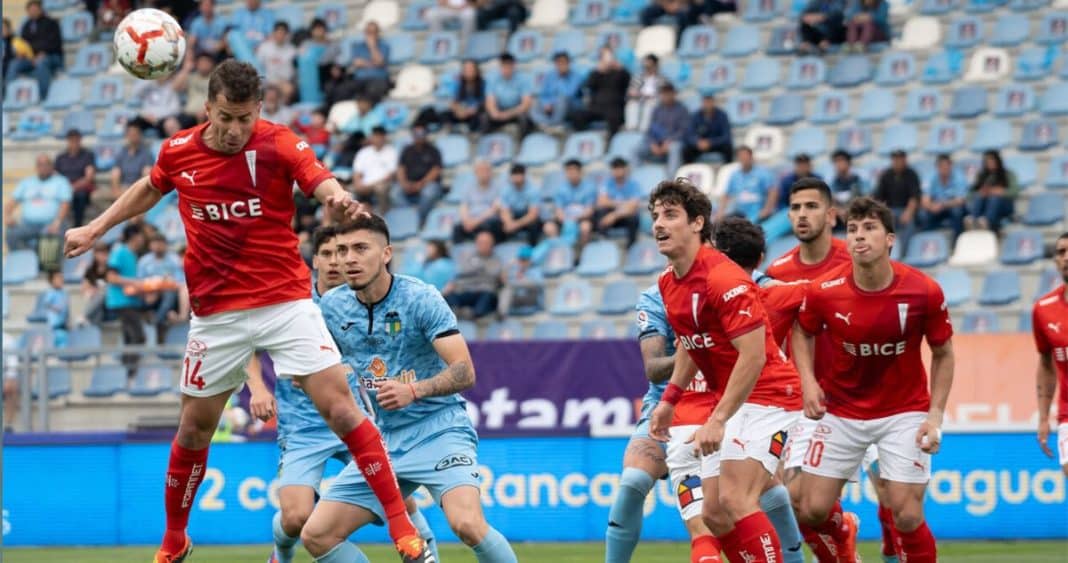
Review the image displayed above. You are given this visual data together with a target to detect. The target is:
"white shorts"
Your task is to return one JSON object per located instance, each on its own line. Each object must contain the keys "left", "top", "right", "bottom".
{"left": 666, "top": 425, "right": 717, "bottom": 522}
{"left": 721, "top": 403, "right": 797, "bottom": 477}
{"left": 1058, "top": 423, "right": 1068, "bottom": 467}
{"left": 181, "top": 299, "right": 341, "bottom": 397}
{"left": 801, "top": 412, "right": 931, "bottom": 484}
{"left": 784, "top": 415, "right": 817, "bottom": 470}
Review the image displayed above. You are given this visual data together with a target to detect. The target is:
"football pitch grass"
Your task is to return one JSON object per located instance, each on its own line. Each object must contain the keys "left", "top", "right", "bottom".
{"left": 5, "top": 541, "right": 1067, "bottom": 562}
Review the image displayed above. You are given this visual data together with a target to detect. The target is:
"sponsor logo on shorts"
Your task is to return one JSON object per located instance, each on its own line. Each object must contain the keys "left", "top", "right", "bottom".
{"left": 676, "top": 474, "right": 703, "bottom": 508}
{"left": 186, "top": 339, "right": 208, "bottom": 359}
{"left": 814, "top": 424, "right": 832, "bottom": 437}
{"left": 435, "top": 454, "right": 474, "bottom": 471}
{"left": 769, "top": 430, "right": 788, "bottom": 458}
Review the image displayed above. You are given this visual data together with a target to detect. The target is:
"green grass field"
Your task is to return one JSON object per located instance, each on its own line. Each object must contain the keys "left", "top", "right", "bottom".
{"left": 5, "top": 541, "right": 1067, "bottom": 562}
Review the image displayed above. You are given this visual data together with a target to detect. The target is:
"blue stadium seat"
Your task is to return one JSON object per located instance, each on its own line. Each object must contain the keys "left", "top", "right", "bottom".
{"left": 562, "top": 131, "right": 605, "bottom": 164}
{"left": 421, "top": 32, "right": 460, "bottom": 65}
{"left": 856, "top": 89, "right": 895, "bottom": 123}
{"left": 903, "top": 231, "right": 949, "bottom": 267}
{"left": 922, "top": 50, "right": 963, "bottom": 84}
{"left": 421, "top": 206, "right": 460, "bottom": 240}
{"left": 61, "top": 253, "right": 90, "bottom": 285}
{"left": 464, "top": 31, "right": 501, "bottom": 62}
{"left": 385, "top": 33, "right": 415, "bottom": 64}
{"left": 786, "top": 127, "right": 827, "bottom": 159}
{"left": 494, "top": 241, "right": 526, "bottom": 265}
{"left": 533, "top": 320, "right": 570, "bottom": 340}
{"left": 572, "top": 0, "right": 610, "bottom": 26}
{"left": 69, "top": 43, "right": 111, "bottom": 77}
{"left": 85, "top": 75, "right": 125, "bottom": 110}
{"left": 743, "top": 0, "right": 782, "bottom": 20}
{"left": 1000, "top": 229, "right": 1044, "bottom": 265}
{"left": 766, "top": 93, "right": 804, "bottom": 125}
{"left": 725, "top": 94, "right": 760, "bottom": 126}
{"left": 593, "top": 30, "right": 633, "bottom": 61}
{"left": 949, "top": 86, "right": 988, "bottom": 119}
{"left": 828, "top": 55, "right": 872, "bottom": 88}
{"left": 1019, "top": 119, "right": 1059, "bottom": 151}
{"left": 935, "top": 268, "right": 972, "bottom": 306}
{"left": 17, "top": 327, "right": 52, "bottom": 360}
{"left": 61, "top": 11, "right": 93, "bottom": 43}
{"left": 4, "top": 250, "right": 39, "bottom": 285}
{"left": 485, "top": 319, "right": 523, "bottom": 341}
{"left": 945, "top": 16, "right": 984, "bottom": 49}
{"left": 39, "top": 366, "right": 72, "bottom": 399}
{"left": 1047, "top": 155, "right": 1068, "bottom": 188}
{"left": 580, "top": 320, "right": 618, "bottom": 339}
{"left": 924, "top": 122, "right": 965, "bottom": 154}
{"left": 1040, "top": 82, "right": 1068, "bottom": 116}
{"left": 541, "top": 242, "right": 575, "bottom": 277}
{"left": 1008, "top": 0, "right": 1048, "bottom": 10}
{"left": 158, "top": 322, "right": 189, "bottom": 361}
{"left": 84, "top": 365, "right": 127, "bottom": 398}
{"left": 961, "top": 311, "right": 1000, "bottom": 333}
{"left": 552, "top": 29, "right": 587, "bottom": 60}
{"left": 607, "top": 131, "right": 644, "bottom": 161}
{"left": 632, "top": 165, "right": 666, "bottom": 197}
{"left": 401, "top": 0, "right": 433, "bottom": 30}
{"left": 1014, "top": 46, "right": 1058, "bottom": 81}
{"left": 598, "top": 279, "right": 640, "bottom": 315}
{"left": 879, "top": 124, "right": 918, "bottom": 156}
{"left": 10, "top": 109, "right": 53, "bottom": 141}
{"left": 993, "top": 84, "right": 1035, "bottom": 117}
{"left": 1005, "top": 155, "right": 1036, "bottom": 190}
{"left": 549, "top": 280, "right": 593, "bottom": 316}
{"left": 98, "top": 108, "right": 137, "bottom": 141}
{"left": 697, "top": 61, "right": 736, "bottom": 94}
{"left": 964, "top": 0, "right": 997, "bottom": 13}
{"left": 991, "top": 13, "right": 1029, "bottom": 47}
{"left": 836, "top": 127, "right": 872, "bottom": 157}
{"left": 1037, "top": 12, "right": 1068, "bottom": 44}
{"left": 2, "top": 289, "right": 8, "bottom": 318}
{"left": 969, "top": 119, "right": 1011, "bottom": 152}
{"left": 3, "top": 78, "right": 39, "bottom": 111}
{"left": 316, "top": 3, "right": 348, "bottom": 30}
{"left": 433, "top": 70, "right": 458, "bottom": 100}
{"left": 26, "top": 292, "right": 50, "bottom": 323}
{"left": 722, "top": 24, "right": 761, "bottom": 57}
{"left": 477, "top": 133, "right": 515, "bottom": 165}
{"left": 93, "top": 142, "right": 121, "bottom": 173}
{"left": 978, "top": 270, "right": 1021, "bottom": 306}
{"left": 508, "top": 29, "right": 545, "bottom": 62}
{"left": 435, "top": 134, "right": 470, "bottom": 168}
{"left": 57, "top": 325, "right": 102, "bottom": 362}
{"left": 274, "top": 5, "right": 305, "bottom": 30}
{"left": 920, "top": 0, "right": 959, "bottom": 15}
{"left": 516, "top": 133, "right": 559, "bottom": 166}
{"left": 741, "top": 58, "right": 779, "bottom": 92}
{"left": 902, "top": 88, "right": 942, "bottom": 122}
{"left": 660, "top": 59, "right": 691, "bottom": 88}
{"left": 810, "top": 91, "right": 849, "bottom": 124}
{"left": 59, "top": 110, "right": 96, "bottom": 138}
{"left": 1036, "top": 267, "right": 1058, "bottom": 298}
{"left": 384, "top": 208, "right": 420, "bottom": 241}
{"left": 875, "top": 52, "right": 916, "bottom": 87}
{"left": 677, "top": 25, "right": 717, "bottom": 59}
{"left": 784, "top": 57, "right": 824, "bottom": 90}
{"left": 766, "top": 25, "right": 800, "bottom": 56}
{"left": 129, "top": 364, "right": 173, "bottom": 397}
{"left": 576, "top": 240, "right": 622, "bottom": 277}
{"left": 614, "top": 0, "right": 646, "bottom": 23}
{"left": 1022, "top": 192, "right": 1066, "bottom": 225}
{"left": 41, "top": 79, "right": 82, "bottom": 110}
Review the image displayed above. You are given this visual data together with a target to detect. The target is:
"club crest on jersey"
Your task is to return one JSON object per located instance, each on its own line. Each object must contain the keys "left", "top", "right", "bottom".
{"left": 768, "top": 430, "right": 787, "bottom": 458}
{"left": 677, "top": 474, "right": 704, "bottom": 508}
{"left": 385, "top": 311, "right": 402, "bottom": 337}
{"left": 245, "top": 150, "right": 257, "bottom": 187}
{"left": 897, "top": 303, "right": 909, "bottom": 335}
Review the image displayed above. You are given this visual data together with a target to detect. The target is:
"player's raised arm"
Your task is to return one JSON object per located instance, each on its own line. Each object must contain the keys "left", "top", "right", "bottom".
{"left": 1036, "top": 352, "right": 1057, "bottom": 458}
{"left": 64, "top": 175, "right": 162, "bottom": 257}
{"left": 312, "top": 177, "right": 369, "bottom": 225}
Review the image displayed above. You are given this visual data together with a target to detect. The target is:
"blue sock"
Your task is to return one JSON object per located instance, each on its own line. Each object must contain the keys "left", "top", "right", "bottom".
{"left": 409, "top": 507, "right": 440, "bottom": 563}
{"left": 760, "top": 484, "right": 805, "bottom": 563}
{"left": 472, "top": 526, "right": 518, "bottom": 563}
{"left": 605, "top": 467, "right": 655, "bottom": 563}
{"left": 272, "top": 511, "right": 298, "bottom": 563}
{"left": 315, "top": 542, "right": 370, "bottom": 563}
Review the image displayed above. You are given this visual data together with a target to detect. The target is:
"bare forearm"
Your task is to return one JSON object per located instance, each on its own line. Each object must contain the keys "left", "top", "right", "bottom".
{"left": 792, "top": 326, "right": 818, "bottom": 388}
{"left": 667, "top": 350, "right": 698, "bottom": 390}
{"left": 413, "top": 360, "right": 475, "bottom": 398}
{"left": 245, "top": 355, "right": 267, "bottom": 392}
{"left": 1037, "top": 355, "right": 1056, "bottom": 420}
{"left": 645, "top": 355, "right": 675, "bottom": 384}
{"left": 927, "top": 343, "right": 955, "bottom": 423}
{"left": 90, "top": 177, "right": 162, "bottom": 237}
{"left": 710, "top": 349, "right": 764, "bottom": 422}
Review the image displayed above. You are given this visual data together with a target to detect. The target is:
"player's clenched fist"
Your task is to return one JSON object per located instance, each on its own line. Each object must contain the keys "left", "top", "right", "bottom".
{"left": 64, "top": 224, "right": 97, "bottom": 258}
{"left": 688, "top": 417, "right": 725, "bottom": 456}
{"left": 801, "top": 378, "right": 827, "bottom": 420}
{"left": 249, "top": 389, "right": 277, "bottom": 422}
{"left": 915, "top": 419, "right": 943, "bottom": 454}
{"left": 1037, "top": 419, "right": 1055, "bottom": 459}
{"left": 648, "top": 401, "right": 674, "bottom": 442}
{"left": 374, "top": 380, "right": 417, "bottom": 410}
{"left": 324, "top": 191, "right": 371, "bottom": 224}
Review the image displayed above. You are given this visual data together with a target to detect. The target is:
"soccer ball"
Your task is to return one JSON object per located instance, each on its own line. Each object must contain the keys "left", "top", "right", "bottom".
{"left": 113, "top": 8, "right": 186, "bottom": 80}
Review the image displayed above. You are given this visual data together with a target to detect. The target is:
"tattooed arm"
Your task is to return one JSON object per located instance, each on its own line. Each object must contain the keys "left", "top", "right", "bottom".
{"left": 374, "top": 333, "right": 475, "bottom": 410}
{"left": 639, "top": 335, "right": 675, "bottom": 384}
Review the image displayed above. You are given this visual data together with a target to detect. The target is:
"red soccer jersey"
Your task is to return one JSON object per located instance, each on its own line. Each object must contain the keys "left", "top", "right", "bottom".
{"left": 150, "top": 120, "right": 333, "bottom": 316}
{"left": 660, "top": 246, "right": 803, "bottom": 412}
{"left": 761, "top": 282, "right": 808, "bottom": 348}
{"left": 797, "top": 261, "right": 954, "bottom": 420}
{"left": 673, "top": 372, "right": 720, "bottom": 426}
{"left": 1032, "top": 285, "right": 1068, "bottom": 424}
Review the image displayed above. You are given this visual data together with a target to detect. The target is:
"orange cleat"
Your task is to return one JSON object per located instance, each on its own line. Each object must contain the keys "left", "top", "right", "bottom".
{"left": 396, "top": 534, "right": 435, "bottom": 563}
{"left": 153, "top": 535, "right": 193, "bottom": 563}
{"left": 838, "top": 512, "right": 862, "bottom": 563}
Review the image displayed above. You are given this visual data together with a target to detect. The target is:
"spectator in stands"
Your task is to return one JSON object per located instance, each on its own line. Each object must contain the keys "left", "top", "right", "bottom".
{"left": 444, "top": 230, "right": 505, "bottom": 319}
{"left": 347, "top": 21, "right": 392, "bottom": 104}
{"left": 640, "top": 0, "right": 697, "bottom": 42}
{"left": 137, "top": 233, "right": 183, "bottom": 339}
{"left": 81, "top": 241, "right": 111, "bottom": 325}
{"left": 497, "top": 163, "right": 542, "bottom": 245}
{"left": 54, "top": 130, "right": 96, "bottom": 228}
{"left": 352, "top": 126, "right": 399, "bottom": 212}
{"left": 531, "top": 52, "right": 586, "bottom": 131}
{"left": 110, "top": 124, "right": 153, "bottom": 203}
{"left": 294, "top": 108, "right": 331, "bottom": 150}
{"left": 625, "top": 55, "right": 667, "bottom": 132}
{"left": 683, "top": 93, "right": 733, "bottom": 165}
{"left": 486, "top": 53, "right": 534, "bottom": 136}
{"left": 256, "top": 21, "right": 297, "bottom": 102}
{"left": 965, "top": 149, "right": 1018, "bottom": 236}
{"left": 415, "top": 240, "right": 457, "bottom": 292}
{"left": 107, "top": 224, "right": 147, "bottom": 378}
{"left": 174, "top": 52, "right": 214, "bottom": 123}
{"left": 596, "top": 158, "right": 642, "bottom": 247}
{"left": 334, "top": 95, "right": 383, "bottom": 138}
{"left": 874, "top": 149, "right": 921, "bottom": 252}
{"left": 454, "top": 160, "right": 502, "bottom": 242}
{"left": 829, "top": 149, "right": 863, "bottom": 228}
{"left": 568, "top": 47, "right": 631, "bottom": 138}
{"left": 546, "top": 159, "right": 597, "bottom": 253}
{"left": 5, "top": 1, "right": 62, "bottom": 97}
{"left": 187, "top": 0, "right": 227, "bottom": 58}
{"left": 230, "top": 0, "right": 275, "bottom": 49}
{"left": 499, "top": 245, "right": 544, "bottom": 317}
{"left": 2, "top": 18, "right": 19, "bottom": 79}
{"left": 428, "top": 0, "right": 477, "bottom": 44}
{"left": 640, "top": 83, "right": 688, "bottom": 173}
{"left": 844, "top": 0, "right": 889, "bottom": 52}
{"left": 799, "top": 0, "right": 845, "bottom": 53}
{"left": 5, "top": 154, "right": 72, "bottom": 251}
{"left": 260, "top": 84, "right": 293, "bottom": 124}
{"left": 776, "top": 153, "right": 821, "bottom": 211}
{"left": 921, "top": 154, "right": 967, "bottom": 241}
{"left": 3, "top": 331, "right": 18, "bottom": 432}
{"left": 301, "top": 19, "right": 341, "bottom": 90}
{"left": 40, "top": 270, "right": 69, "bottom": 348}
{"left": 395, "top": 125, "right": 444, "bottom": 222}
{"left": 717, "top": 145, "right": 776, "bottom": 223}
{"left": 477, "top": 0, "right": 528, "bottom": 34}
{"left": 131, "top": 77, "right": 195, "bottom": 136}
{"left": 445, "top": 59, "right": 487, "bottom": 132}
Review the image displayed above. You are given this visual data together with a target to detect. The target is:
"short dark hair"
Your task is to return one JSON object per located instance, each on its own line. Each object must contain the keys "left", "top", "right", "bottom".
{"left": 936, "top": 153, "right": 952, "bottom": 164}
{"left": 846, "top": 196, "right": 895, "bottom": 234}
{"left": 610, "top": 157, "right": 629, "bottom": 169}
{"left": 831, "top": 149, "right": 851, "bottom": 162}
{"left": 335, "top": 213, "right": 391, "bottom": 245}
{"left": 648, "top": 178, "right": 713, "bottom": 243}
{"left": 312, "top": 225, "right": 337, "bottom": 254}
{"left": 736, "top": 145, "right": 752, "bottom": 158}
{"left": 499, "top": 52, "right": 516, "bottom": 64}
{"left": 564, "top": 159, "right": 582, "bottom": 169}
{"left": 794, "top": 153, "right": 811, "bottom": 163}
{"left": 714, "top": 216, "right": 766, "bottom": 271}
{"left": 371, "top": 125, "right": 387, "bottom": 136}
{"left": 150, "top": 233, "right": 167, "bottom": 244}
{"left": 1057, "top": 231, "right": 1068, "bottom": 243}
{"left": 273, "top": 21, "right": 289, "bottom": 33}
{"left": 790, "top": 177, "right": 832, "bottom": 204}
{"left": 122, "top": 224, "right": 143, "bottom": 242}
{"left": 510, "top": 163, "right": 526, "bottom": 175}
{"left": 207, "top": 59, "right": 262, "bottom": 104}
{"left": 310, "top": 17, "right": 327, "bottom": 30}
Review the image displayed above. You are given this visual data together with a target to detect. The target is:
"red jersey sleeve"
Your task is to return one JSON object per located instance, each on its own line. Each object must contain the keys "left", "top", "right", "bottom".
{"left": 797, "top": 290, "right": 824, "bottom": 335}
{"left": 923, "top": 277, "right": 953, "bottom": 347}
{"left": 1032, "top": 304, "right": 1052, "bottom": 354}
{"left": 275, "top": 126, "right": 334, "bottom": 197}
{"left": 149, "top": 141, "right": 176, "bottom": 195}
{"left": 708, "top": 273, "right": 765, "bottom": 340}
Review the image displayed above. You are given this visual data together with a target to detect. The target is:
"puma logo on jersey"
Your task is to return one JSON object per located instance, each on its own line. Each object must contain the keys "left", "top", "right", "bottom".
{"left": 835, "top": 312, "right": 852, "bottom": 325}
{"left": 1050, "top": 322, "right": 1062, "bottom": 334}
{"left": 180, "top": 170, "right": 198, "bottom": 185}
{"left": 738, "top": 308, "right": 753, "bottom": 318}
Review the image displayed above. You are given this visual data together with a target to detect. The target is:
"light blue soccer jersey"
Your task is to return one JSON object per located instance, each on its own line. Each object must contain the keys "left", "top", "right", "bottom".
{"left": 319, "top": 274, "right": 468, "bottom": 451}
{"left": 635, "top": 285, "right": 674, "bottom": 409}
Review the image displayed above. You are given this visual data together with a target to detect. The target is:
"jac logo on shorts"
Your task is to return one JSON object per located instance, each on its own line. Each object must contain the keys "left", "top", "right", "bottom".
{"left": 843, "top": 341, "right": 906, "bottom": 357}
{"left": 768, "top": 430, "right": 788, "bottom": 458}
{"left": 813, "top": 423, "right": 833, "bottom": 437}
{"left": 722, "top": 284, "right": 748, "bottom": 302}
{"left": 186, "top": 339, "right": 208, "bottom": 359}
{"left": 190, "top": 198, "right": 264, "bottom": 221}
{"left": 435, "top": 454, "right": 474, "bottom": 471}
{"left": 676, "top": 474, "right": 703, "bottom": 508}
{"left": 679, "top": 333, "right": 715, "bottom": 350}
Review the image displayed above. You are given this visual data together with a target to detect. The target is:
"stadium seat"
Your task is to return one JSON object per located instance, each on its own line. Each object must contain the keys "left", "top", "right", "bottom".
{"left": 580, "top": 320, "right": 618, "bottom": 339}
{"left": 978, "top": 270, "right": 1022, "bottom": 306}
{"left": 3, "top": 250, "right": 39, "bottom": 285}
{"left": 1019, "top": 119, "right": 1059, "bottom": 151}
{"left": 31, "top": 367, "right": 72, "bottom": 400}
{"left": 551, "top": 30, "right": 586, "bottom": 59}
{"left": 1040, "top": 83, "right": 1068, "bottom": 116}
{"left": 935, "top": 268, "right": 972, "bottom": 306}
{"left": 270, "top": 4, "right": 303, "bottom": 30}
{"left": 949, "top": 230, "right": 998, "bottom": 266}
{"left": 961, "top": 310, "right": 1000, "bottom": 333}
{"left": 697, "top": 61, "right": 736, "bottom": 94}
{"left": 576, "top": 240, "right": 622, "bottom": 277}
{"left": 740, "top": 58, "right": 779, "bottom": 92}
{"left": 677, "top": 25, "right": 718, "bottom": 59}
{"left": 57, "top": 325, "right": 102, "bottom": 362}
{"left": 632, "top": 165, "right": 666, "bottom": 197}
{"left": 508, "top": 29, "right": 545, "bottom": 62}
{"left": 549, "top": 280, "right": 593, "bottom": 316}
{"left": 991, "top": 14, "right": 1030, "bottom": 47}
{"left": 1036, "top": 267, "right": 1059, "bottom": 298}
{"left": 1005, "top": 155, "right": 1036, "bottom": 190}
{"left": 967, "top": 118, "right": 1011, "bottom": 153}
{"left": 10, "top": 109, "right": 53, "bottom": 141}
{"left": 993, "top": 84, "right": 1035, "bottom": 117}
{"left": 385, "top": 33, "right": 415, "bottom": 64}
{"left": 528, "top": 0, "right": 569, "bottom": 27}
{"left": 724, "top": 94, "right": 759, "bottom": 126}
{"left": 964, "top": 47, "right": 1010, "bottom": 83}
{"left": 607, "top": 131, "right": 644, "bottom": 161}
{"left": 875, "top": 52, "right": 916, "bottom": 87}
{"left": 945, "top": 16, "right": 984, "bottom": 49}
{"left": 1009, "top": 0, "right": 1048, "bottom": 10}
{"left": 744, "top": 0, "right": 783, "bottom": 19}
{"left": 948, "top": 85, "right": 987, "bottom": 119}
{"left": 464, "top": 31, "right": 501, "bottom": 62}
{"left": 572, "top": 0, "right": 610, "bottom": 26}
{"left": 422, "top": 32, "right": 460, "bottom": 65}
{"left": 435, "top": 134, "right": 470, "bottom": 168}
{"left": 744, "top": 127, "right": 784, "bottom": 162}
{"left": 61, "top": 11, "right": 93, "bottom": 43}
{"left": 3, "top": 78, "right": 39, "bottom": 111}
{"left": 562, "top": 131, "right": 605, "bottom": 164}
{"left": 919, "top": 0, "right": 959, "bottom": 15}
{"left": 85, "top": 75, "right": 125, "bottom": 110}
{"left": 1014, "top": 46, "right": 1058, "bottom": 81}
{"left": 494, "top": 241, "right": 526, "bottom": 265}
{"left": 1022, "top": 192, "right": 1066, "bottom": 225}
{"left": 533, "top": 320, "right": 570, "bottom": 340}
{"left": 157, "top": 322, "right": 189, "bottom": 361}
{"left": 18, "top": 326, "right": 53, "bottom": 359}
{"left": 828, "top": 55, "right": 873, "bottom": 88}
{"left": 98, "top": 108, "right": 137, "bottom": 141}
{"left": 2, "top": 289, "right": 8, "bottom": 319}
{"left": 896, "top": 16, "right": 942, "bottom": 50}
{"left": 904, "top": 232, "right": 950, "bottom": 267}
{"left": 378, "top": 101, "right": 410, "bottom": 132}
{"left": 1038, "top": 12, "right": 1068, "bottom": 44}
{"left": 541, "top": 242, "right": 575, "bottom": 277}
{"left": 766, "top": 25, "right": 801, "bottom": 56}
{"left": 68, "top": 43, "right": 111, "bottom": 77}
{"left": 485, "top": 319, "right": 524, "bottom": 341}
{"left": 856, "top": 89, "right": 895, "bottom": 123}
{"left": 956, "top": 157, "right": 982, "bottom": 184}
{"left": 675, "top": 163, "right": 716, "bottom": 195}
{"left": 83, "top": 365, "right": 127, "bottom": 398}
{"left": 598, "top": 280, "right": 640, "bottom": 315}
{"left": 722, "top": 24, "right": 761, "bottom": 58}
{"left": 925, "top": 122, "right": 966, "bottom": 154}
{"left": 1047, "top": 155, "right": 1068, "bottom": 188}
{"left": 59, "top": 110, "right": 96, "bottom": 138}
{"left": 360, "top": 0, "right": 400, "bottom": 29}
{"left": 92, "top": 143, "right": 121, "bottom": 173}
{"left": 810, "top": 91, "right": 849, "bottom": 124}
{"left": 1000, "top": 229, "right": 1044, "bottom": 265}
{"left": 879, "top": 123, "right": 919, "bottom": 156}
{"left": 786, "top": 127, "right": 827, "bottom": 159}
{"left": 505, "top": 286, "right": 544, "bottom": 317}
{"left": 41, "top": 77, "right": 82, "bottom": 111}
{"left": 516, "top": 133, "right": 560, "bottom": 166}
{"left": 25, "top": 292, "right": 50, "bottom": 323}
{"left": 765, "top": 93, "right": 804, "bottom": 125}
{"left": 922, "top": 50, "right": 963, "bottom": 84}
{"left": 61, "top": 253, "right": 91, "bottom": 286}
{"left": 902, "top": 88, "right": 942, "bottom": 122}
{"left": 635, "top": 25, "right": 676, "bottom": 58}
{"left": 401, "top": 0, "right": 433, "bottom": 30}
{"left": 128, "top": 364, "right": 172, "bottom": 397}
{"left": 964, "top": 0, "right": 999, "bottom": 12}
{"left": 316, "top": 3, "right": 347, "bottom": 30}
{"left": 420, "top": 206, "right": 460, "bottom": 241}
{"left": 384, "top": 208, "right": 420, "bottom": 241}
{"left": 836, "top": 127, "right": 872, "bottom": 157}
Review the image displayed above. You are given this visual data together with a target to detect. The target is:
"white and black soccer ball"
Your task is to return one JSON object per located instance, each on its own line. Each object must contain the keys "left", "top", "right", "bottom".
{"left": 113, "top": 8, "right": 186, "bottom": 80}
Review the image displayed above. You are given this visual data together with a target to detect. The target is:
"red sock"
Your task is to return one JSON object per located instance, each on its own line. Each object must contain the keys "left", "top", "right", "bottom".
{"left": 896, "top": 521, "right": 937, "bottom": 563}
{"left": 800, "top": 522, "right": 837, "bottom": 562}
{"left": 800, "top": 500, "right": 847, "bottom": 562}
{"left": 161, "top": 441, "right": 209, "bottom": 553}
{"left": 878, "top": 504, "right": 900, "bottom": 557}
{"left": 690, "top": 534, "right": 722, "bottom": 563}
{"left": 716, "top": 512, "right": 782, "bottom": 563}
{"left": 341, "top": 419, "right": 416, "bottom": 543}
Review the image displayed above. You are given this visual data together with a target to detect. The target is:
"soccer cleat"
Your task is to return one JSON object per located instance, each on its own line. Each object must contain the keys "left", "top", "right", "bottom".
{"left": 838, "top": 512, "right": 861, "bottom": 563}
{"left": 396, "top": 535, "right": 435, "bottom": 563}
{"left": 267, "top": 550, "right": 280, "bottom": 563}
{"left": 881, "top": 556, "right": 899, "bottom": 563}
{"left": 153, "top": 536, "right": 193, "bottom": 563}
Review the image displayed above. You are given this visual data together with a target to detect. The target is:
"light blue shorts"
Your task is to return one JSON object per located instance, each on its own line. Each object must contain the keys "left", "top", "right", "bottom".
{"left": 277, "top": 435, "right": 352, "bottom": 490}
{"left": 630, "top": 399, "right": 667, "bottom": 454}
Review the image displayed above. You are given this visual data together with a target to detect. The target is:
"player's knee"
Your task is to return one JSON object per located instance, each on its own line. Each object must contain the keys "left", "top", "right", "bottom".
{"left": 798, "top": 497, "right": 830, "bottom": 526}
{"left": 890, "top": 505, "right": 924, "bottom": 533}
{"left": 322, "top": 399, "right": 361, "bottom": 433}
{"left": 282, "top": 508, "right": 312, "bottom": 536}
{"left": 448, "top": 512, "right": 488, "bottom": 546}
{"left": 717, "top": 490, "right": 758, "bottom": 523}
{"left": 701, "top": 501, "right": 732, "bottom": 536}
{"left": 299, "top": 523, "right": 334, "bottom": 557}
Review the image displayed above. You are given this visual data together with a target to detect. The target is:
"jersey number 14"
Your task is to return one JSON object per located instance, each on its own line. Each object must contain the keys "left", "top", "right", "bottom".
{"left": 183, "top": 358, "right": 206, "bottom": 390}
